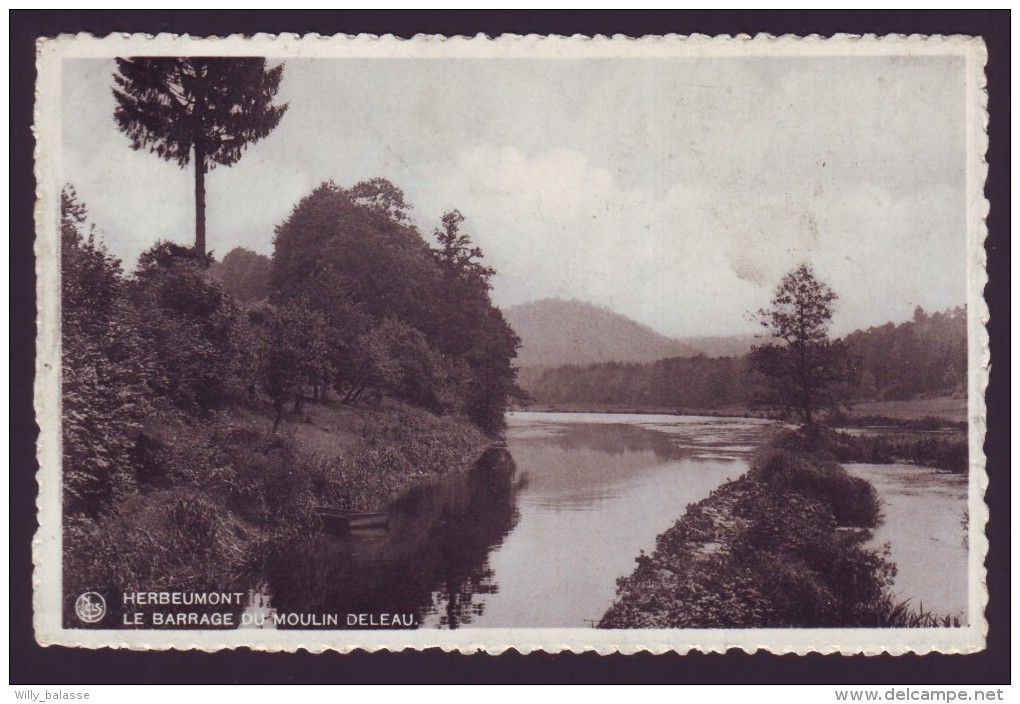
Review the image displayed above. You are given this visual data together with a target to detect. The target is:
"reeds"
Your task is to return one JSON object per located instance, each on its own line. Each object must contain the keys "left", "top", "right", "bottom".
{"left": 857, "top": 598, "right": 962, "bottom": 628}
{"left": 828, "top": 431, "right": 968, "bottom": 473}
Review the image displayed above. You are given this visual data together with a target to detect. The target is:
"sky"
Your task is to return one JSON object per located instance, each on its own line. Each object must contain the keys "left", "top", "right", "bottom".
{"left": 60, "top": 54, "right": 968, "bottom": 338}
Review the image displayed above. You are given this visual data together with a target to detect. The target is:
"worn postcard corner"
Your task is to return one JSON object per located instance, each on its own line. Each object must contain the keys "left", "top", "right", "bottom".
{"left": 33, "top": 31, "right": 989, "bottom": 655}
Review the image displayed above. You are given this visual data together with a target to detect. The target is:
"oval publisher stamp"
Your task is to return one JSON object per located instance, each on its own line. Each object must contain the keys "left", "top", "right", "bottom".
{"left": 74, "top": 593, "right": 106, "bottom": 624}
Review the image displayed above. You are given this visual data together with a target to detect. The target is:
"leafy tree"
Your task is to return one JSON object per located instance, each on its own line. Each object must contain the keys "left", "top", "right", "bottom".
{"left": 61, "top": 188, "right": 153, "bottom": 516}
{"left": 61, "top": 186, "right": 121, "bottom": 333}
{"left": 210, "top": 246, "right": 272, "bottom": 301}
{"left": 748, "top": 264, "right": 854, "bottom": 427}
{"left": 272, "top": 180, "right": 438, "bottom": 326}
{"left": 842, "top": 306, "right": 966, "bottom": 401}
{"left": 459, "top": 307, "right": 525, "bottom": 433}
{"left": 348, "top": 177, "right": 412, "bottom": 222}
{"left": 428, "top": 210, "right": 523, "bottom": 430}
{"left": 129, "top": 241, "right": 241, "bottom": 411}
{"left": 335, "top": 318, "right": 445, "bottom": 409}
{"left": 270, "top": 180, "right": 523, "bottom": 432}
{"left": 262, "top": 302, "right": 336, "bottom": 429}
{"left": 112, "top": 57, "right": 287, "bottom": 257}
{"left": 433, "top": 209, "right": 495, "bottom": 288}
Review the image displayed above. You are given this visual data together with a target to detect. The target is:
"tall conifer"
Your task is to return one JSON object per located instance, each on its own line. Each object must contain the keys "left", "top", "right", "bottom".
{"left": 112, "top": 57, "right": 288, "bottom": 258}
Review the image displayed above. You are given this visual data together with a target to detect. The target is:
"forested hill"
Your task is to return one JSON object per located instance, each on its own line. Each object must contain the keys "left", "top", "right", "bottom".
{"left": 843, "top": 306, "right": 967, "bottom": 401}
{"left": 504, "top": 298, "right": 703, "bottom": 368}
{"left": 61, "top": 178, "right": 525, "bottom": 526}
{"left": 530, "top": 356, "right": 748, "bottom": 411}
{"left": 61, "top": 180, "right": 522, "bottom": 604}
{"left": 525, "top": 306, "right": 967, "bottom": 410}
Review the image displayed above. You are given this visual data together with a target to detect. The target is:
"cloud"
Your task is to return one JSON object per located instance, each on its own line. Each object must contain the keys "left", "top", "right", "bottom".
{"left": 410, "top": 144, "right": 966, "bottom": 338}
{"left": 411, "top": 145, "right": 757, "bottom": 337}
{"left": 58, "top": 56, "right": 969, "bottom": 338}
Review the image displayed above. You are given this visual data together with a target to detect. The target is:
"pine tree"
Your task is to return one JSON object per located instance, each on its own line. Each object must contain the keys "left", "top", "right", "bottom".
{"left": 112, "top": 57, "right": 288, "bottom": 258}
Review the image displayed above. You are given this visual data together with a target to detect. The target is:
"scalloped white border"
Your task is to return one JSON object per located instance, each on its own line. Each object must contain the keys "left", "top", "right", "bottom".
{"left": 32, "top": 31, "right": 990, "bottom": 655}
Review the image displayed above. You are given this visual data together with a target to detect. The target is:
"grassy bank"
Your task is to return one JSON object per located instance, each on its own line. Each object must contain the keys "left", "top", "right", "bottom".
{"left": 63, "top": 400, "right": 488, "bottom": 622}
{"left": 826, "top": 402, "right": 969, "bottom": 474}
{"left": 846, "top": 397, "right": 967, "bottom": 425}
{"left": 599, "top": 432, "right": 959, "bottom": 628}
{"left": 826, "top": 429, "right": 968, "bottom": 474}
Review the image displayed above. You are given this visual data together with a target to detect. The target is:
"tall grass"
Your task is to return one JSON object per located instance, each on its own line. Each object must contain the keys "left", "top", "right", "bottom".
{"left": 749, "top": 444, "right": 881, "bottom": 528}
{"left": 827, "top": 431, "right": 968, "bottom": 473}
{"left": 62, "top": 400, "right": 488, "bottom": 625}
{"left": 856, "top": 598, "right": 962, "bottom": 628}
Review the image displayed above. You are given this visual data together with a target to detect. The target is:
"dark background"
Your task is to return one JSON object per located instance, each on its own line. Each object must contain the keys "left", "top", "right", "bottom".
{"left": 10, "top": 10, "right": 1010, "bottom": 684}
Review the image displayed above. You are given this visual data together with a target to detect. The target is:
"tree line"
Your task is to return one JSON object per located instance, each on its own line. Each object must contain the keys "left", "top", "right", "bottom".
{"left": 61, "top": 181, "right": 523, "bottom": 519}
{"left": 531, "top": 356, "right": 747, "bottom": 410}
{"left": 843, "top": 305, "right": 966, "bottom": 402}
{"left": 528, "top": 285, "right": 965, "bottom": 417}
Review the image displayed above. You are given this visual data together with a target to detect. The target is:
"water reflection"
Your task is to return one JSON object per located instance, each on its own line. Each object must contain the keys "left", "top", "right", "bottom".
{"left": 248, "top": 414, "right": 968, "bottom": 629}
{"left": 262, "top": 446, "right": 522, "bottom": 628}
{"left": 473, "top": 421, "right": 746, "bottom": 626}
{"left": 257, "top": 413, "right": 774, "bottom": 629}
{"left": 529, "top": 423, "right": 688, "bottom": 460}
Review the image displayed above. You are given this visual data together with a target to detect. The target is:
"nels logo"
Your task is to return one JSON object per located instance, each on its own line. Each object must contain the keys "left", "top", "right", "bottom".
{"left": 74, "top": 592, "right": 106, "bottom": 624}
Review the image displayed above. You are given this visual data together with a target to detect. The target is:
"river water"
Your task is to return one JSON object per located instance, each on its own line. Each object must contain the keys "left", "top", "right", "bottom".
{"left": 255, "top": 412, "right": 968, "bottom": 628}
{"left": 846, "top": 463, "right": 969, "bottom": 621}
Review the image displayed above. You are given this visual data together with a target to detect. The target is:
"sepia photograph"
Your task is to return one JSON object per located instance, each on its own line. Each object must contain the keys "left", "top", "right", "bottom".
{"left": 32, "top": 32, "right": 988, "bottom": 655}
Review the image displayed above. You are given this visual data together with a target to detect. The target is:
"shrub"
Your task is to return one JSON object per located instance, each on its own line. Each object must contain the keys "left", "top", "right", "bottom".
{"left": 219, "top": 444, "right": 315, "bottom": 529}
{"left": 749, "top": 447, "right": 882, "bottom": 528}
{"left": 730, "top": 483, "right": 892, "bottom": 626}
{"left": 62, "top": 490, "right": 257, "bottom": 625}
{"left": 129, "top": 241, "right": 254, "bottom": 412}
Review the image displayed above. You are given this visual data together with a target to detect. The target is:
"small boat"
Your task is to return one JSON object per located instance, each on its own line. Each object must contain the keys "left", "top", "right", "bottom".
{"left": 315, "top": 508, "right": 390, "bottom": 534}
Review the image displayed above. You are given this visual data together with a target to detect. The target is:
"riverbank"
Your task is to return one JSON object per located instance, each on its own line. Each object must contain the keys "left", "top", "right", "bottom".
{"left": 520, "top": 403, "right": 762, "bottom": 419}
{"left": 62, "top": 399, "right": 489, "bottom": 622}
{"left": 599, "top": 432, "right": 960, "bottom": 628}
{"left": 522, "top": 400, "right": 969, "bottom": 473}
{"left": 827, "top": 429, "right": 968, "bottom": 473}
{"left": 523, "top": 396, "right": 964, "bottom": 425}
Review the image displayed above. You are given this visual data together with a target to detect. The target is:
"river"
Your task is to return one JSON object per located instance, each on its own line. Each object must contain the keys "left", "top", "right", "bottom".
{"left": 846, "top": 463, "right": 969, "bottom": 621}
{"left": 253, "top": 412, "right": 968, "bottom": 628}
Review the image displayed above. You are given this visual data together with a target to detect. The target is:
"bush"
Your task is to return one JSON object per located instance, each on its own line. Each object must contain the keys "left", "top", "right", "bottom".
{"left": 61, "top": 189, "right": 155, "bottom": 517}
{"left": 749, "top": 446, "right": 882, "bottom": 528}
{"left": 129, "top": 241, "right": 255, "bottom": 412}
{"left": 730, "top": 483, "right": 892, "bottom": 626}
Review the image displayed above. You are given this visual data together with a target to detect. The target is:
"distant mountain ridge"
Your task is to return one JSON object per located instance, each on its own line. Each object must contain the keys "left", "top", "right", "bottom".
{"left": 504, "top": 298, "right": 751, "bottom": 369}
{"left": 518, "top": 304, "right": 967, "bottom": 411}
